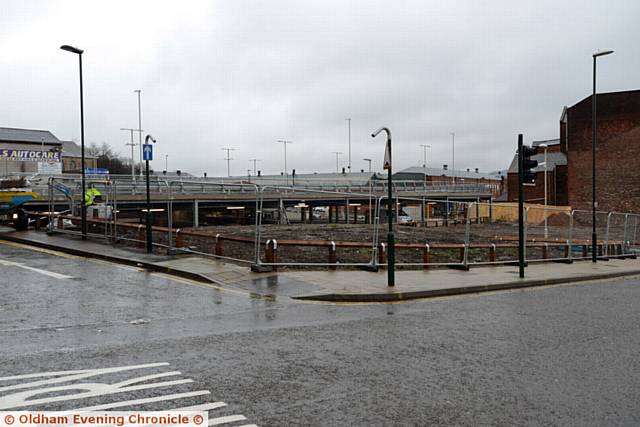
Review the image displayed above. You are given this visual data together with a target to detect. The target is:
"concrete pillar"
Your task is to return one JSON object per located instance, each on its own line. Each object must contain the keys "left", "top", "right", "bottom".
{"left": 353, "top": 205, "right": 358, "bottom": 224}
{"left": 193, "top": 200, "right": 199, "bottom": 228}
{"left": 345, "top": 199, "right": 350, "bottom": 224}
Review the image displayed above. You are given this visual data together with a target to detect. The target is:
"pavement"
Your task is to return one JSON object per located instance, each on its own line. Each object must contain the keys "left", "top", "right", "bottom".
{"left": 2, "top": 228, "right": 640, "bottom": 302}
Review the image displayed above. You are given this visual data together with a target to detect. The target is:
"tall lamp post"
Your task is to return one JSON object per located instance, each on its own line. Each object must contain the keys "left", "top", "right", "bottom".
{"left": 592, "top": 49, "right": 614, "bottom": 262}
{"left": 332, "top": 151, "right": 342, "bottom": 173}
{"left": 419, "top": 144, "right": 431, "bottom": 168}
{"left": 134, "top": 90, "right": 143, "bottom": 177}
{"left": 60, "top": 44, "right": 87, "bottom": 240}
{"left": 538, "top": 143, "right": 549, "bottom": 238}
{"left": 363, "top": 158, "right": 372, "bottom": 173}
{"left": 345, "top": 118, "right": 351, "bottom": 173}
{"left": 450, "top": 132, "right": 455, "bottom": 185}
{"left": 277, "top": 140, "right": 292, "bottom": 185}
{"left": 372, "top": 127, "right": 394, "bottom": 287}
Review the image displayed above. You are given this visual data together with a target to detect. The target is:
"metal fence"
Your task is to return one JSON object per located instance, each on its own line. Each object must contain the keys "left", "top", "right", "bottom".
{"left": 40, "top": 176, "right": 639, "bottom": 271}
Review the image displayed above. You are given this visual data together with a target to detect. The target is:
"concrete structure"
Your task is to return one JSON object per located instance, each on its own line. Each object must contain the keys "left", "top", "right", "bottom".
{"left": 0, "top": 127, "right": 62, "bottom": 175}
{"left": 392, "top": 166, "right": 504, "bottom": 196}
{"left": 506, "top": 138, "right": 568, "bottom": 205}
{"left": 562, "top": 89, "right": 640, "bottom": 212}
{"left": 60, "top": 140, "right": 97, "bottom": 173}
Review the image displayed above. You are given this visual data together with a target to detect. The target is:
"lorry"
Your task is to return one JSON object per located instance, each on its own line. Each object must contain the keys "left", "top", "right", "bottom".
{"left": 0, "top": 177, "right": 37, "bottom": 230}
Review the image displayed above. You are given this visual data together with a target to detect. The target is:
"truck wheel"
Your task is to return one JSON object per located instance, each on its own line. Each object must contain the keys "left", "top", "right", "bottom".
{"left": 13, "top": 209, "right": 29, "bottom": 231}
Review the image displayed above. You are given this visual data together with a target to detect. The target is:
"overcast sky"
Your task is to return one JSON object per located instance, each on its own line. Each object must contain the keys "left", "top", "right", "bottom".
{"left": 1, "top": 0, "right": 638, "bottom": 176}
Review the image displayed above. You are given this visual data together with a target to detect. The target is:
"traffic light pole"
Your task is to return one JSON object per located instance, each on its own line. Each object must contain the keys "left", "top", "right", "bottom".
{"left": 518, "top": 134, "right": 525, "bottom": 278}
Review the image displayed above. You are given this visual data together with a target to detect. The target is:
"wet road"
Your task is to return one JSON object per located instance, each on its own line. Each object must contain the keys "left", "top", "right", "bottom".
{"left": 1, "top": 241, "right": 640, "bottom": 426}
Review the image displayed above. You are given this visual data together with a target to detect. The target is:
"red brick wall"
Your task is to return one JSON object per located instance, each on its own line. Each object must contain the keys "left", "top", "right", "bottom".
{"left": 507, "top": 171, "right": 557, "bottom": 204}
{"left": 566, "top": 90, "right": 640, "bottom": 212}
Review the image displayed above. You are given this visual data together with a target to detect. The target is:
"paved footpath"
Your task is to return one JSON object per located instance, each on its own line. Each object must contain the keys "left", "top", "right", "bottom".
{"left": 3, "top": 229, "right": 640, "bottom": 302}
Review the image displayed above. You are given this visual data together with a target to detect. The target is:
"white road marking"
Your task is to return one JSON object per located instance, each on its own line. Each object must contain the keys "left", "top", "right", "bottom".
{"left": 74, "top": 391, "right": 212, "bottom": 411}
{"left": 0, "top": 379, "right": 194, "bottom": 409}
{"left": 0, "top": 362, "right": 170, "bottom": 392}
{"left": 0, "top": 362, "right": 256, "bottom": 426}
{"left": 0, "top": 259, "right": 73, "bottom": 279}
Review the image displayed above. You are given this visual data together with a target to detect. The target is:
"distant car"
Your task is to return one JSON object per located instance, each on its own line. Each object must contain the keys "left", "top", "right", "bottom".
{"left": 398, "top": 214, "right": 414, "bottom": 225}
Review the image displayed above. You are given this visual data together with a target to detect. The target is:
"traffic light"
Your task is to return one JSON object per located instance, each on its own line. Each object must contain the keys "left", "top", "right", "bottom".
{"left": 521, "top": 145, "right": 539, "bottom": 184}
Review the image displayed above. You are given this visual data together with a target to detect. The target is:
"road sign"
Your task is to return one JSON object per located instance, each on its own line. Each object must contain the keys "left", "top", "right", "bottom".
{"left": 84, "top": 168, "right": 109, "bottom": 175}
{"left": 143, "top": 144, "right": 153, "bottom": 161}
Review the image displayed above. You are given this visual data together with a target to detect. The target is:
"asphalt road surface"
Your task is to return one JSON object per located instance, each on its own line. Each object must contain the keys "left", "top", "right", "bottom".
{"left": 1, "top": 241, "right": 639, "bottom": 426}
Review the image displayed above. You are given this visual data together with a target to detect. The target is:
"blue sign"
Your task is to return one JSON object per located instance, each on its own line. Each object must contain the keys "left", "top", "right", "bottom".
{"left": 84, "top": 168, "right": 109, "bottom": 175}
{"left": 143, "top": 144, "right": 153, "bottom": 161}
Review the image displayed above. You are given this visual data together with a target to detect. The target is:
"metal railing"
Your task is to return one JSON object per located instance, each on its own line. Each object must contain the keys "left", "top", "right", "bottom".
{"left": 40, "top": 176, "right": 639, "bottom": 271}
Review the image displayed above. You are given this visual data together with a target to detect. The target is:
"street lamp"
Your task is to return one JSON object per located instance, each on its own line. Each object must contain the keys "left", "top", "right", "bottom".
{"left": 345, "top": 118, "right": 351, "bottom": 173}
{"left": 134, "top": 90, "right": 143, "bottom": 177}
{"left": 248, "top": 158, "right": 261, "bottom": 175}
{"left": 276, "top": 140, "right": 293, "bottom": 184}
{"left": 363, "top": 158, "right": 372, "bottom": 173}
{"left": 592, "top": 49, "right": 614, "bottom": 262}
{"left": 450, "top": 132, "right": 455, "bottom": 185}
{"left": 332, "top": 151, "right": 342, "bottom": 174}
{"left": 371, "top": 127, "right": 394, "bottom": 287}
{"left": 419, "top": 144, "right": 431, "bottom": 168}
{"left": 60, "top": 44, "right": 87, "bottom": 240}
{"left": 165, "top": 154, "right": 168, "bottom": 173}
{"left": 538, "top": 143, "right": 549, "bottom": 238}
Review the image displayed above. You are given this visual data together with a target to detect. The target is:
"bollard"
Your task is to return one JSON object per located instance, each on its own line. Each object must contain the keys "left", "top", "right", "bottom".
{"left": 57, "top": 216, "right": 64, "bottom": 229}
{"left": 175, "top": 228, "right": 183, "bottom": 248}
{"left": 564, "top": 241, "right": 569, "bottom": 259}
{"left": 137, "top": 225, "right": 145, "bottom": 248}
{"left": 459, "top": 246, "right": 465, "bottom": 263}
{"left": 214, "top": 233, "right": 224, "bottom": 256}
{"left": 542, "top": 243, "right": 548, "bottom": 260}
{"left": 266, "top": 239, "right": 278, "bottom": 271}
{"left": 422, "top": 243, "right": 430, "bottom": 270}
{"left": 582, "top": 244, "right": 588, "bottom": 259}
{"left": 329, "top": 241, "right": 337, "bottom": 270}
{"left": 489, "top": 243, "right": 496, "bottom": 263}
{"left": 378, "top": 243, "right": 386, "bottom": 270}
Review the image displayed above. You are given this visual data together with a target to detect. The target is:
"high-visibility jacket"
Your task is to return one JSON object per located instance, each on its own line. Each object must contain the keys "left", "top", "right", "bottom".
{"left": 85, "top": 187, "right": 102, "bottom": 206}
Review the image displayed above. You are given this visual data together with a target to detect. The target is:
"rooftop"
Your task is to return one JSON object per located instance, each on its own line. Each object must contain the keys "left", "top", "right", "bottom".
{"left": 393, "top": 166, "right": 503, "bottom": 180}
{"left": 0, "top": 127, "right": 62, "bottom": 145}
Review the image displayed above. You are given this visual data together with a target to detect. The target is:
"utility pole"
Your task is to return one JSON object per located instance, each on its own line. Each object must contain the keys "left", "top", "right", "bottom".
{"left": 276, "top": 140, "right": 293, "bottom": 185}
{"left": 345, "top": 118, "right": 351, "bottom": 173}
{"left": 332, "top": 151, "right": 342, "bottom": 174}
{"left": 419, "top": 144, "right": 431, "bottom": 168}
{"left": 248, "top": 158, "right": 261, "bottom": 175}
{"left": 221, "top": 147, "right": 236, "bottom": 177}
{"left": 134, "top": 90, "right": 143, "bottom": 178}
{"left": 120, "top": 127, "right": 142, "bottom": 180}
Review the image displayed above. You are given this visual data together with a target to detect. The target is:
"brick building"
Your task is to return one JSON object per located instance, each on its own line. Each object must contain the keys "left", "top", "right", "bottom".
{"left": 506, "top": 138, "right": 568, "bottom": 205}
{"left": 563, "top": 89, "right": 640, "bottom": 213}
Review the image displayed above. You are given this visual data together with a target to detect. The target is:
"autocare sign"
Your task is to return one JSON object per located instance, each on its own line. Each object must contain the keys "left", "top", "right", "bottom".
{"left": 0, "top": 149, "right": 61, "bottom": 162}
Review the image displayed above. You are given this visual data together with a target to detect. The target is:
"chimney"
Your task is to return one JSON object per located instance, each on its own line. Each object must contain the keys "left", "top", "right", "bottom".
{"left": 475, "top": 168, "right": 479, "bottom": 173}
{"left": 443, "top": 164, "right": 448, "bottom": 171}
{"left": 342, "top": 167, "right": 346, "bottom": 174}
{"left": 204, "top": 172, "right": 207, "bottom": 178}
{"left": 177, "top": 170, "right": 181, "bottom": 176}
{"left": 466, "top": 168, "right": 470, "bottom": 172}
{"left": 258, "top": 170, "right": 261, "bottom": 177}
